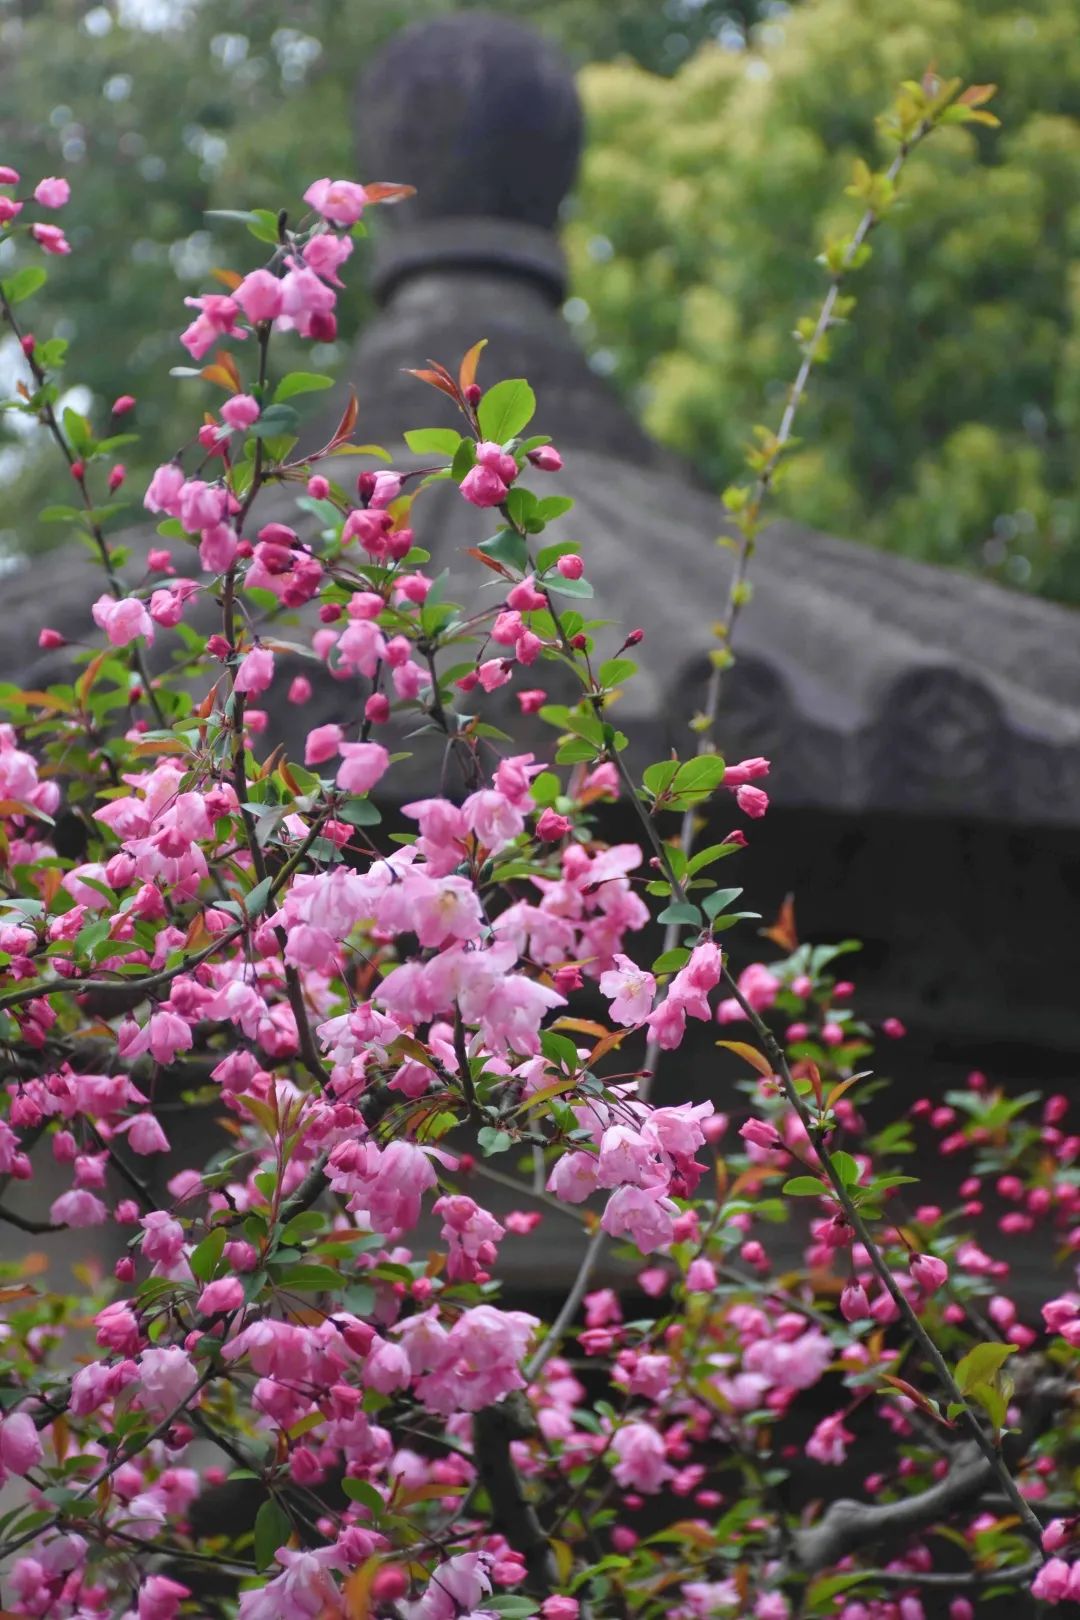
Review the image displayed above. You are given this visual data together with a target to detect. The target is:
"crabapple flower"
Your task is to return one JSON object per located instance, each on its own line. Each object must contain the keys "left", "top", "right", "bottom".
{"left": 34, "top": 176, "right": 70, "bottom": 207}
{"left": 135, "top": 1346, "right": 199, "bottom": 1418}
{"left": 599, "top": 954, "right": 656, "bottom": 1026}
{"left": 235, "top": 268, "right": 285, "bottom": 324}
{"left": 31, "top": 222, "right": 70, "bottom": 254}
{"left": 92, "top": 594, "right": 154, "bottom": 648}
{"left": 610, "top": 1422, "right": 673, "bottom": 1493}
{"left": 910, "top": 1253, "right": 949, "bottom": 1292}
{"left": 304, "top": 176, "right": 367, "bottom": 225}
{"left": 220, "top": 393, "right": 260, "bottom": 430}
{"left": 237, "top": 1547, "right": 344, "bottom": 1620}
{"left": 234, "top": 646, "right": 275, "bottom": 696}
{"left": 602, "top": 1184, "right": 678, "bottom": 1254}
{"left": 337, "top": 741, "right": 390, "bottom": 795}
{"left": 460, "top": 464, "right": 509, "bottom": 508}
{"left": 806, "top": 1411, "right": 855, "bottom": 1465}
{"left": 0, "top": 1411, "right": 43, "bottom": 1478}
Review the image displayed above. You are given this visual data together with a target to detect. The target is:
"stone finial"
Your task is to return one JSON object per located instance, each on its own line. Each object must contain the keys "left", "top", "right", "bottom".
{"left": 354, "top": 12, "right": 583, "bottom": 304}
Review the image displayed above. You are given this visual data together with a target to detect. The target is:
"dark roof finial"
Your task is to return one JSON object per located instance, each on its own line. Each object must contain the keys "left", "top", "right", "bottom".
{"left": 354, "top": 12, "right": 583, "bottom": 304}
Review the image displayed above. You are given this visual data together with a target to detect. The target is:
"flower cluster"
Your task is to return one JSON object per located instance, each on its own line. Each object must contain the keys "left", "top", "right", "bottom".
{"left": 0, "top": 105, "right": 1075, "bottom": 1620}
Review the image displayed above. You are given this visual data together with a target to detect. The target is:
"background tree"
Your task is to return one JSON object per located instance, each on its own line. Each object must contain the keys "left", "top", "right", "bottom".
{"left": 569, "top": 0, "right": 1080, "bottom": 601}
{"left": 0, "top": 0, "right": 762, "bottom": 558}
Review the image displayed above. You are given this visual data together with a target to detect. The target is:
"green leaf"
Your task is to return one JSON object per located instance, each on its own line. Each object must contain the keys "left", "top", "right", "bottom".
{"left": 190, "top": 1226, "right": 227, "bottom": 1283}
{"left": 783, "top": 1176, "right": 829, "bottom": 1197}
{"left": 273, "top": 372, "right": 334, "bottom": 403}
{"left": 829, "top": 1149, "right": 861, "bottom": 1188}
{"left": 248, "top": 403, "right": 300, "bottom": 438}
{"left": 404, "top": 427, "right": 462, "bottom": 456}
{"left": 2, "top": 266, "right": 47, "bottom": 306}
{"left": 337, "top": 799, "right": 382, "bottom": 828}
{"left": 530, "top": 771, "right": 561, "bottom": 807}
{"left": 485, "top": 1600, "right": 539, "bottom": 1620}
{"left": 62, "top": 406, "right": 95, "bottom": 457}
{"left": 643, "top": 760, "right": 680, "bottom": 798}
{"left": 505, "top": 485, "right": 539, "bottom": 530}
{"left": 477, "top": 1127, "right": 512, "bottom": 1157}
{"left": 687, "top": 842, "right": 740, "bottom": 876}
{"left": 477, "top": 378, "right": 536, "bottom": 443}
{"left": 342, "top": 1477, "right": 384, "bottom": 1514}
{"left": 540, "top": 1031, "right": 580, "bottom": 1071}
{"left": 39, "top": 505, "right": 83, "bottom": 524}
{"left": 253, "top": 1497, "right": 292, "bottom": 1572}
{"left": 275, "top": 1264, "right": 342, "bottom": 1293}
{"left": 546, "top": 573, "right": 594, "bottom": 599}
{"left": 657, "top": 901, "right": 702, "bottom": 926}
{"left": 598, "top": 658, "right": 636, "bottom": 689}
{"left": 536, "top": 494, "right": 574, "bottom": 522}
{"left": 479, "top": 527, "right": 528, "bottom": 573}
{"left": 954, "top": 1342, "right": 1016, "bottom": 1396}
{"left": 243, "top": 877, "right": 273, "bottom": 918}
{"left": 451, "top": 437, "right": 477, "bottom": 482}
{"left": 669, "top": 755, "right": 726, "bottom": 802}
{"left": 652, "top": 947, "right": 691, "bottom": 973}
{"left": 702, "top": 886, "right": 744, "bottom": 920}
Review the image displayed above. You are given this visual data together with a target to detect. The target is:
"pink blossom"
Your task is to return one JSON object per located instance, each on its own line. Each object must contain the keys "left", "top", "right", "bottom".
{"left": 542, "top": 1600, "right": 579, "bottom": 1620}
{"left": 136, "top": 1346, "right": 199, "bottom": 1418}
{"left": 50, "top": 1187, "right": 107, "bottom": 1227}
{"left": 278, "top": 265, "right": 337, "bottom": 340}
{"left": 460, "top": 463, "right": 509, "bottom": 508}
{"left": 33, "top": 176, "right": 70, "bottom": 207}
{"left": 595, "top": 946, "right": 654, "bottom": 1023}
{"left": 220, "top": 393, "right": 260, "bottom": 430}
{"left": 237, "top": 1547, "right": 344, "bottom": 1620}
{"left": 840, "top": 1280, "right": 870, "bottom": 1321}
{"left": 137, "top": 1575, "right": 191, "bottom": 1620}
{"left": 304, "top": 723, "right": 343, "bottom": 765}
{"left": 735, "top": 783, "right": 769, "bottom": 818}
{"left": 303, "top": 230, "right": 354, "bottom": 285}
{"left": 910, "top": 1253, "right": 948, "bottom": 1293}
{"left": 402, "top": 1304, "right": 537, "bottom": 1414}
{"left": 0, "top": 1411, "right": 43, "bottom": 1477}
{"left": 197, "top": 1276, "right": 244, "bottom": 1315}
{"left": 405, "top": 1551, "right": 493, "bottom": 1620}
{"left": 686, "top": 1258, "right": 717, "bottom": 1293}
{"left": 337, "top": 741, "right": 390, "bottom": 796}
{"left": 31, "top": 222, "right": 70, "bottom": 254}
{"left": 602, "top": 1184, "right": 678, "bottom": 1254}
{"left": 235, "top": 268, "right": 284, "bottom": 324}
{"left": 180, "top": 293, "right": 240, "bottom": 358}
{"left": 610, "top": 1421, "right": 672, "bottom": 1493}
{"left": 234, "top": 646, "right": 275, "bottom": 696}
{"left": 806, "top": 1411, "right": 854, "bottom": 1465}
{"left": 304, "top": 177, "right": 368, "bottom": 225}
{"left": 92, "top": 593, "right": 154, "bottom": 648}
{"left": 1032, "top": 1560, "right": 1071, "bottom": 1603}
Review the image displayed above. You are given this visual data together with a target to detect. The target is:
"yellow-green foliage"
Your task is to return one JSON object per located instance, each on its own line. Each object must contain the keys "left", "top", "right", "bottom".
{"left": 569, "top": 1, "right": 1080, "bottom": 600}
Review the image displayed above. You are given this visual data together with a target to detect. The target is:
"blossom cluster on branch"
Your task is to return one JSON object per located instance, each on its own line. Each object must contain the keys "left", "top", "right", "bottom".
{"left": 0, "top": 71, "right": 1076, "bottom": 1620}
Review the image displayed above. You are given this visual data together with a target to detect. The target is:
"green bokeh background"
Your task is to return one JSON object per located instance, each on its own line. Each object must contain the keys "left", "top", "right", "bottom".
{"left": 2, "top": 0, "right": 1079, "bottom": 600}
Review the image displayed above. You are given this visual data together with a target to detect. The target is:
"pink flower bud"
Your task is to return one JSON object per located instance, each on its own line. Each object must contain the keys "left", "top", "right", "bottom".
{"left": 528, "top": 445, "right": 563, "bottom": 472}
{"left": 536, "top": 808, "right": 572, "bottom": 841}
{"left": 840, "top": 1280, "right": 870, "bottom": 1321}
{"left": 556, "top": 553, "right": 584, "bottom": 580}
{"left": 910, "top": 1253, "right": 948, "bottom": 1293}
{"left": 33, "top": 176, "right": 70, "bottom": 208}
